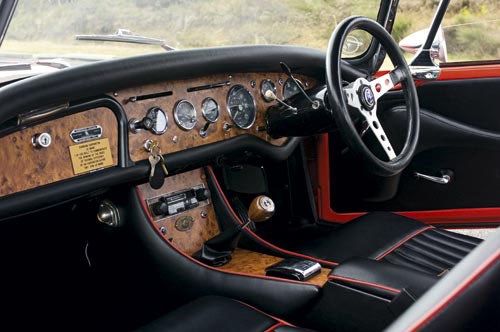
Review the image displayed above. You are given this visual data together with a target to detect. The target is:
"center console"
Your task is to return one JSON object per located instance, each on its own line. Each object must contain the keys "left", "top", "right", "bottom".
{"left": 135, "top": 167, "right": 331, "bottom": 286}
{"left": 132, "top": 166, "right": 441, "bottom": 329}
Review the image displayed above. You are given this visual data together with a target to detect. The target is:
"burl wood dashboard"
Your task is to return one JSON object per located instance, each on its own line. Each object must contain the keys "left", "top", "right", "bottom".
{"left": 0, "top": 72, "right": 316, "bottom": 199}
{"left": 113, "top": 72, "right": 316, "bottom": 162}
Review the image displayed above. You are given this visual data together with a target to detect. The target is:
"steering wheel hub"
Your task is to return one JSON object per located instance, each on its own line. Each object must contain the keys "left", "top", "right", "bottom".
{"left": 358, "top": 84, "right": 376, "bottom": 111}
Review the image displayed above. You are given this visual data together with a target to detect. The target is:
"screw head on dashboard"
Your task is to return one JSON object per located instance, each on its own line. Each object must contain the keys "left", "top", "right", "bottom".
{"left": 172, "top": 136, "right": 178, "bottom": 144}
{"left": 201, "top": 210, "right": 208, "bottom": 219}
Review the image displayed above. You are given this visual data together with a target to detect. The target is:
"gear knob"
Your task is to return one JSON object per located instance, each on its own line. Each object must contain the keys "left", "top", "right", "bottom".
{"left": 248, "top": 195, "right": 275, "bottom": 222}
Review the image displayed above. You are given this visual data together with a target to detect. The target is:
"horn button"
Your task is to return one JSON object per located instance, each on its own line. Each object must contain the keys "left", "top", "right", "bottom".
{"left": 358, "top": 84, "right": 376, "bottom": 111}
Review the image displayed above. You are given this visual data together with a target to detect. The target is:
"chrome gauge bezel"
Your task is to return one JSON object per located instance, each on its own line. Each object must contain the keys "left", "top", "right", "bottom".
{"left": 201, "top": 97, "right": 220, "bottom": 123}
{"left": 282, "top": 78, "right": 304, "bottom": 100}
{"left": 260, "top": 79, "right": 277, "bottom": 102}
{"left": 174, "top": 100, "right": 198, "bottom": 131}
{"left": 226, "top": 85, "right": 257, "bottom": 130}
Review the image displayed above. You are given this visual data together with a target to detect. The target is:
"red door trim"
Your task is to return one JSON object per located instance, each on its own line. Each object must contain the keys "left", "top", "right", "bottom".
{"left": 316, "top": 134, "right": 500, "bottom": 225}
{"left": 318, "top": 63, "right": 500, "bottom": 225}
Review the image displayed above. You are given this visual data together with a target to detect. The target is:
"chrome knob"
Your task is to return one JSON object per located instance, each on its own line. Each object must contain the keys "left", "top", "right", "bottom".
{"left": 32, "top": 133, "right": 52, "bottom": 148}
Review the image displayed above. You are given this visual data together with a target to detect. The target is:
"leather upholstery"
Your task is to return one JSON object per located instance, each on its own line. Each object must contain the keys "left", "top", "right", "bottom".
{"left": 329, "top": 258, "right": 438, "bottom": 300}
{"left": 379, "top": 228, "right": 482, "bottom": 276}
{"left": 139, "top": 296, "right": 311, "bottom": 332}
{"left": 290, "top": 212, "right": 481, "bottom": 276}
{"left": 386, "top": 227, "right": 500, "bottom": 331}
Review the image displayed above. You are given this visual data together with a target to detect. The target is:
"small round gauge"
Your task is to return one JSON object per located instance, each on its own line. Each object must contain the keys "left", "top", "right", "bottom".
{"left": 227, "top": 85, "right": 256, "bottom": 129}
{"left": 261, "top": 79, "right": 277, "bottom": 102}
{"left": 174, "top": 100, "right": 198, "bottom": 130}
{"left": 201, "top": 98, "right": 220, "bottom": 123}
{"left": 283, "top": 78, "right": 304, "bottom": 99}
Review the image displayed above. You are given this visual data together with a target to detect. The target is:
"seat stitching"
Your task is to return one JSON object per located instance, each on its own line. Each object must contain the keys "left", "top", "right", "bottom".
{"left": 376, "top": 226, "right": 434, "bottom": 261}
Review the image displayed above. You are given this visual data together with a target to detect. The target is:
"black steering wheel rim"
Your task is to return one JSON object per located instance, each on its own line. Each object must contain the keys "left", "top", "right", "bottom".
{"left": 326, "top": 16, "right": 420, "bottom": 177}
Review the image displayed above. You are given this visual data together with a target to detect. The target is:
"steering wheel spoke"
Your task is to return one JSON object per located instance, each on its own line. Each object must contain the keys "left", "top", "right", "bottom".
{"left": 369, "top": 67, "right": 405, "bottom": 101}
{"left": 361, "top": 108, "right": 397, "bottom": 160}
{"left": 343, "top": 84, "right": 361, "bottom": 109}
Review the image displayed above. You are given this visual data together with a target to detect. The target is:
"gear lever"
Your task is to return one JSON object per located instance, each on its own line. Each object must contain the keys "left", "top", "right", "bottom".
{"left": 193, "top": 196, "right": 275, "bottom": 266}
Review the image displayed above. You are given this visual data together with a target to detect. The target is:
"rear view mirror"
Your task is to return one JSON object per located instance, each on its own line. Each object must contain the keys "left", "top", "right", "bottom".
{"left": 399, "top": 27, "right": 447, "bottom": 63}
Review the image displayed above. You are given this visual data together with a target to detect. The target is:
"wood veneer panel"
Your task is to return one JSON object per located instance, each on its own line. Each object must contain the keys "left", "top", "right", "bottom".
{"left": 136, "top": 168, "right": 220, "bottom": 255}
{"left": 0, "top": 107, "right": 118, "bottom": 197}
{"left": 220, "top": 248, "right": 331, "bottom": 287}
{"left": 113, "top": 73, "right": 316, "bottom": 162}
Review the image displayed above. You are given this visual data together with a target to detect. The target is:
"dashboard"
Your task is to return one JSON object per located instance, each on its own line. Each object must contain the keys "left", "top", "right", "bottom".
{"left": 0, "top": 45, "right": 326, "bottom": 219}
{"left": 0, "top": 72, "right": 317, "bottom": 199}
{"left": 114, "top": 72, "right": 316, "bottom": 162}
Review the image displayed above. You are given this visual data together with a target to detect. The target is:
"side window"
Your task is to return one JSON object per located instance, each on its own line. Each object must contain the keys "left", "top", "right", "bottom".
{"left": 442, "top": 3, "right": 500, "bottom": 63}
{"left": 395, "top": 1, "right": 500, "bottom": 64}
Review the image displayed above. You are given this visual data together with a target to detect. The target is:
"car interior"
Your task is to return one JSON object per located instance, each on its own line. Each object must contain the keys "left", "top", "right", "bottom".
{"left": 1, "top": 0, "right": 499, "bottom": 331}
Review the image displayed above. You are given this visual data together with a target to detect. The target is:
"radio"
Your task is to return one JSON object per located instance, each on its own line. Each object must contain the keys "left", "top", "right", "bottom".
{"left": 148, "top": 185, "right": 211, "bottom": 219}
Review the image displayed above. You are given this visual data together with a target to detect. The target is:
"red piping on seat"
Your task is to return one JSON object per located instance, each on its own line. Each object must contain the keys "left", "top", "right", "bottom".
{"left": 376, "top": 226, "right": 434, "bottom": 261}
{"left": 235, "top": 299, "right": 296, "bottom": 330}
{"left": 135, "top": 187, "right": 320, "bottom": 287}
{"left": 206, "top": 165, "right": 339, "bottom": 267}
{"left": 264, "top": 322, "right": 286, "bottom": 332}
{"left": 328, "top": 275, "right": 401, "bottom": 294}
{"left": 407, "top": 248, "right": 500, "bottom": 331}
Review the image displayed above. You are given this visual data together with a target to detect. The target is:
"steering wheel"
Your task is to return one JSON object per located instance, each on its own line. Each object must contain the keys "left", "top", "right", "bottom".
{"left": 326, "top": 16, "right": 420, "bottom": 177}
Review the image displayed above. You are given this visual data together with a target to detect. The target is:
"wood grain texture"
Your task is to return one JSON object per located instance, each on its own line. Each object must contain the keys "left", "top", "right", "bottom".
{"left": 136, "top": 168, "right": 220, "bottom": 255}
{"left": 0, "top": 108, "right": 118, "bottom": 197}
{"left": 112, "top": 73, "right": 317, "bottom": 162}
{"left": 220, "top": 248, "right": 331, "bottom": 287}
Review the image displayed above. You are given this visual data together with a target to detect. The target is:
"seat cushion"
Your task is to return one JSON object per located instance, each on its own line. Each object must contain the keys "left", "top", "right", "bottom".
{"left": 291, "top": 212, "right": 482, "bottom": 276}
{"left": 139, "top": 296, "right": 312, "bottom": 332}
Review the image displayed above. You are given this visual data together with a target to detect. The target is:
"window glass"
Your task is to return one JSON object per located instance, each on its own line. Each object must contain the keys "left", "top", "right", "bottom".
{"left": 1, "top": 0, "right": 380, "bottom": 65}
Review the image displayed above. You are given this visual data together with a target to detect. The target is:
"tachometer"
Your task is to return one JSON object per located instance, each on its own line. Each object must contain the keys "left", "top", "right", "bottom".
{"left": 174, "top": 100, "right": 197, "bottom": 130}
{"left": 201, "top": 97, "right": 220, "bottom": 123}
{"left": 283, "top": 78, "right": 304, "bottom": 99}
{"left": 227, "top": 85, "right": 256, "bottom": 129}
{"left": 261, "top": 79, "right": 277, "bottom": 102}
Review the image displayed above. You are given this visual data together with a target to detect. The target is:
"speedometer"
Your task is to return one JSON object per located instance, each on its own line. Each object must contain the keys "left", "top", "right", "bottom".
{"left": 174, "top": 100, "right": 198, "bottom": 130}
{"left": 227, "top": 85, "right": 256, "bottom": 129}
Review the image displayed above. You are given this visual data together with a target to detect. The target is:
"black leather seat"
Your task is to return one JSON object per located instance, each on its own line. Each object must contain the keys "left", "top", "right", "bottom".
{"left": 290, "top": 212, "right": 482, "bottom": 276}
{"left": 139, "top": 296, "right": 312, "bottom": 332}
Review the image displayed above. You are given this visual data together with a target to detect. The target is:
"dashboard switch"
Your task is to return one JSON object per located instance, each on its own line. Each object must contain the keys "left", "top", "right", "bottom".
{"left": 32, "top": 133, "right": 52, "bottom": 148}
{"left": 195, "top": 188, "right": 211, "bottom": 201}
{"left": 129, "top": 107, "right": 168, "bottom": 135}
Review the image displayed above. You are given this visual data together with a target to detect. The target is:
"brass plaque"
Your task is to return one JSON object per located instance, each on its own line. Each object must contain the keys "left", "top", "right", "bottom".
{"left": 175, "top": 216, "right": 194, "bottom": 232}
{"left": 69, "top": 138, "right": 113, "bottom": 175}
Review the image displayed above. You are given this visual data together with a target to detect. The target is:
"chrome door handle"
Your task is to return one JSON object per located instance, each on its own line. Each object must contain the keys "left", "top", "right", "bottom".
{"left": 414, "top": 171, "right": 452, "bottom": 185}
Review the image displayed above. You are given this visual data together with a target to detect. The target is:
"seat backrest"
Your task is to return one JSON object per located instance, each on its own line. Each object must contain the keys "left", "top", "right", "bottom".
{"left": 385, "top": 228, "right": 500, "bottom": 331}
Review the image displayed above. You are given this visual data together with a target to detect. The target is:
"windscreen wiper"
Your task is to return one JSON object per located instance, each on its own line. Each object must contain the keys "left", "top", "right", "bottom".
{"left": 75, "top": 29, "right": 175, "bottom": 51}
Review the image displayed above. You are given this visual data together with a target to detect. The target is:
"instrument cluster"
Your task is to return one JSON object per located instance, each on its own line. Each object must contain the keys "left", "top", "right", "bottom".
{"left": 118, "top": 72, "right": 315, "bottom": 162}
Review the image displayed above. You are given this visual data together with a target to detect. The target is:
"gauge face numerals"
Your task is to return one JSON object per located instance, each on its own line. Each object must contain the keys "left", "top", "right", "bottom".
{"left": 201, "top": 98, "right": 220, "bottom": 123}
{"left": 261, "top": 79, "right": 277, "bottom": 102}
{"left": 174, "top": 100, "right": 198, "bottom": 130}
{"left": 283, "top": 78, "right": 304, "bottom": 100}
{"left": 227, "top": 85, "right": 256, "bottom": 129}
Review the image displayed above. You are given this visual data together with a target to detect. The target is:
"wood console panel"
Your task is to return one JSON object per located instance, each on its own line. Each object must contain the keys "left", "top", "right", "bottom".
{"left": 136, "top": 168, "right": 220, "bottom": 255}
{"left": 0, "top": 108, "right": 118, "bottom": 198}
{"left": 113, "top": 73, "right": 317, "bottom": 162}
{"left": 220, "top": 248, "right": 331, "bottom": 287}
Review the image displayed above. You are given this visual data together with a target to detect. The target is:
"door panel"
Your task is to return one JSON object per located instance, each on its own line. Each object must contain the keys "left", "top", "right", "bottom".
{"left": 317, "top": 64, "right": 500, "bottom": 226}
